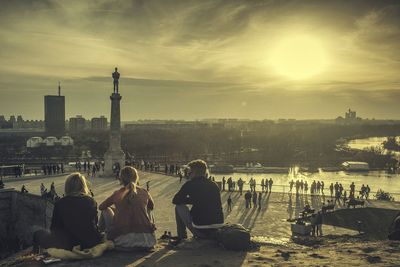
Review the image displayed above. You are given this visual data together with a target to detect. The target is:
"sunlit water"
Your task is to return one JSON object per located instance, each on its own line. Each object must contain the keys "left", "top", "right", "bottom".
{"left": 347, "top": 136, "right": 400, "bottom": 158}
{"left": 211, "top": 137, "right": 400, "bottom": 196}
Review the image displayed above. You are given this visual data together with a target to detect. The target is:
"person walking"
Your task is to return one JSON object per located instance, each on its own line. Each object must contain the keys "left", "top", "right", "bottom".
{"left": 268, "top": 178, "right": 273, "bottom": 192}
{"left": 238, "top": 178, "right": 244, "bottom": 195}
{"left": 252, "top": 191, "right": 257, "bottom": 208}
{"left": 245, "top": 190, "right": 252, "bottom": 208}
{"left": 289, "top": 180, "right": 294, "bottom": 193}
{"left": 227, "top": 195, "right": 233, "bottom": 212}
{"left": 261, "top": 179, "right": 265, "bottom": 192}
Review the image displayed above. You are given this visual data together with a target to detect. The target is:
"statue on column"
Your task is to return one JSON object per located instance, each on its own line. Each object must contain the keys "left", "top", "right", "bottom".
{"left": 112, "top": 67, "right": 120, "bottom": 94}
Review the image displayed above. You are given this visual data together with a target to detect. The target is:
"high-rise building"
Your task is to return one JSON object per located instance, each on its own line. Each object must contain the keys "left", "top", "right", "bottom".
{"left": 44, "top": 83, "right": 65, "bottom": 136}
{"left": 91, "top": 116, "right": 108, "bottom": 130}
{"left": 16, "top": 115, "right": 23, "bottom": 123}
{"left": 9, "top": 115, "right": 16, "bottom": 124}
{"left": 69, "top": 115, "right": 86, "bottom": 132}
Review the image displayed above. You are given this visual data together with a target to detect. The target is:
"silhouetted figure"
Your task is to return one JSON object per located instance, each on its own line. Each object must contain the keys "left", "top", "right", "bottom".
{"left": 21, "top": 185, "right": 28, "bottom": 193}
{"left": 146, "top": 181, "right": 150, "bottom": 191}
{"left": 321, "top": 181, "right": 325, "bottom": 194}
{"left": 289, "top": 180, "right": 294, "bottom": 193}
{"left": 228, "top": 177, "right": 234, "bottom": 192}
{"left": 40, "top": 183, "right": 47, "bottom": 196}
{"left": 366, "top": 185, "right": 371, "bottom": 199}
{"left": 112, "top": 67, "right": 120, "bottom": 93}
{"left": 92, "top": 164, "right": 96, "bottom": 177}
{"left": 238, "top": 178, "right": 244, "bottom": 195}
{"left": 160, "top": 231, "right": 169, "bottom": 240}
{"left": 258, "top": 192, "right": 262, "bottom": 210}
{"left": 0, "top": 178, "right": 4, "bottom": 189}
{"left": 227, "top": 195, "right": 232, "bottom": 212}
{"left": 252, "top": 191, "right": 257, "bottom": 208}
{"left": 245, "top": 190, "right": 252, "bottom": 208}
{"left": 222, "top": 176, "right": 226, "bottom": 191}
{"left": 268, "top": 178, "right": 273, "bottom": 192}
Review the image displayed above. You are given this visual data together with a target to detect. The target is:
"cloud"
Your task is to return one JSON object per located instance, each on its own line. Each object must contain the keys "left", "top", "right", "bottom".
{"left": 0, "top": 0, "right": 400, "bottom": 119}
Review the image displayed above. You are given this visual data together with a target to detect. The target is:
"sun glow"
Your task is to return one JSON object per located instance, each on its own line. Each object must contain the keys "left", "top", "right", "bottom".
{"left": 269, "top": 35, "right": 328, "bottom": 80}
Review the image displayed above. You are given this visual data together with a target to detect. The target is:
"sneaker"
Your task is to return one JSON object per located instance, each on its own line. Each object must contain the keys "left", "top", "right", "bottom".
{"left": 168, "top": 237, "right": 186, "bottom": 247}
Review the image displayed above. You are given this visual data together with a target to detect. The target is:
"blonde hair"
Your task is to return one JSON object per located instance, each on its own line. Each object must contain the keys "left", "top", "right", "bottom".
{"left": 120, "top": 166, "right": 139, "bottom": 203}
{"left": 187, "top": 159, "right": 209, "bottom": 178}
{"left": 65, "top": 172, "right": 90, "bottom": 196}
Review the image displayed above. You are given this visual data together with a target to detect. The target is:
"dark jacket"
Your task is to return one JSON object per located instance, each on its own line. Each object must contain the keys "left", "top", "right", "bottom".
{"left": 51, "top": 195, "right": 102, "bottom": 249}
{"left": 172, "top": 176, "right": 223, "bottom": 226}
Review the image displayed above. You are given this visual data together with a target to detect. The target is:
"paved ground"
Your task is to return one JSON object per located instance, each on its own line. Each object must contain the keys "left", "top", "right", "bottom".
{"left": 4, "top": 171, "right": 373, "bottom": 240}
{"left": 3, "top": 171, "right": 400, "bottom": 267}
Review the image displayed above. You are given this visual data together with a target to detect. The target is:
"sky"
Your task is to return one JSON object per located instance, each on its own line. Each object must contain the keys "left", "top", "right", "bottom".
{"left": 1, "top": 0, "right": 400, "bottom": 120}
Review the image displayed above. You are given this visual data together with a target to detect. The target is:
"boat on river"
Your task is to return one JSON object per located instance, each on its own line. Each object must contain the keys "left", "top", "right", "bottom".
{"left": 234, "top": 163, "right": 289, "bottom": 173}
{"left": 342, "top": 161, "right": 369, "bottom": 172}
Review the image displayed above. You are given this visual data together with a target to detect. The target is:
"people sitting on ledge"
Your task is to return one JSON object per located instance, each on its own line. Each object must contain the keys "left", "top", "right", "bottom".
{"left": 33, "top": 173, "right": 102, "bottom": 252}
{"left": 301, "top": 203, "right": 314, "bottom": 217}
{"left": 99, "top": 166, "right": 156, "bottom": 250}
{"left": 171, "top": 159, "right": 224, "bottom": 245}
{"left": 321, "top": 200, "right": 335, "bottom": 213}
{"left": 21, "top": 185, "right": 28, "bottom": 194}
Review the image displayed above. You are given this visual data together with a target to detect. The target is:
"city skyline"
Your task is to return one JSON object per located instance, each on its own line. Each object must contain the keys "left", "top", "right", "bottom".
{"left": 1, "top": 0, "right": 400, "bottom": 120}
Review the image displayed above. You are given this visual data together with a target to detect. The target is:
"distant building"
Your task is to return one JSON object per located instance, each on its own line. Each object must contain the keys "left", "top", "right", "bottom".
{"left": 44, "top": 84, "right": 65, "bottom": 136}
{"left": 9, "top": 115, "right": 16, "bottom": 124}
{"left": 336, "top": 108, "right": 361, "bottom": 124}
{"left": 16, "top": 115, "right": 23, "bottom": 123}
{"left": 124, "top": 121, "right": 207, "bottom": 130}
{"left": 91, "top": 116, "right": 108, "bottom": 130}
{"left": 27, "top": 136, "right": 73, "bottom": 148}
{"left": 345, "top": 109, "right": 357, "bottom": 120}
{"left": 69, "top": 115, "right": 86, "bottom": 132}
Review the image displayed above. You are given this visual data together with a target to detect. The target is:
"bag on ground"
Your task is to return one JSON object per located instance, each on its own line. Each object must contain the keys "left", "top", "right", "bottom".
{"left": 217, "top": 223, "right": 251, "bottom": 251}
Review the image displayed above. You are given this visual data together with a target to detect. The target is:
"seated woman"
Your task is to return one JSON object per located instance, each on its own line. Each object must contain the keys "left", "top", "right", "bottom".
{"left": 33, "top": 173, "right": 102, "bottom": 252}
{"left": 99, "top": 166, "right": 156, "bottom": 250}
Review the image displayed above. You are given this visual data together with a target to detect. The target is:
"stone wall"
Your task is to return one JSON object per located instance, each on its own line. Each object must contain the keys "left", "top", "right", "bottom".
{"left": 0, "top": 189, "right": 53, "bottom": 256}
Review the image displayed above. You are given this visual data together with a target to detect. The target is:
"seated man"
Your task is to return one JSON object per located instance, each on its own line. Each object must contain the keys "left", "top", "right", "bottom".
{"left": 172, "top": 159, "right": 224, "bottom": 243}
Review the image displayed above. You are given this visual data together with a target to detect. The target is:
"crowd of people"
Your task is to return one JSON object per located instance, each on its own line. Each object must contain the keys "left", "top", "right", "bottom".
{"left": 74, "top": 161, "right": 104, "bottom": 177}
{"left": 221, "top": 176, "right": 274, "bottom": 196}
{"left": 42, "top": 164, "right": 64, "bottom": 176}
{"left": 130, "top": 160, "right": 182, "bottom": 177}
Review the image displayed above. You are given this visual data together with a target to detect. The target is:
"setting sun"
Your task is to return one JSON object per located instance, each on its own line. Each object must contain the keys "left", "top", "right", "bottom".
{"left": 269, "top": 35, "right": 328, "bottom": 80}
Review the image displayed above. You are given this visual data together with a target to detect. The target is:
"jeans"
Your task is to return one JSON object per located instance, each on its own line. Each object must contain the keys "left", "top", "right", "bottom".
{"left": 175, "top": 205, "right": 217, "bottom": 240}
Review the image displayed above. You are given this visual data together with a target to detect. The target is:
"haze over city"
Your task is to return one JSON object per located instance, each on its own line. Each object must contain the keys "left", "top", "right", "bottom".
{"left": 1, "top": 0, "right": 400, "bottom": 120}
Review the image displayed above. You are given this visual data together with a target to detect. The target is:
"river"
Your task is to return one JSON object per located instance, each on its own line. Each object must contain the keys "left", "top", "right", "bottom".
{"left": 211, "top": 136, "right": 400, "bottom": 196}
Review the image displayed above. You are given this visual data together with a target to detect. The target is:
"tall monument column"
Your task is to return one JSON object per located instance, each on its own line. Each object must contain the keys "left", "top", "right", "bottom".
{"left": 104, "top": 67, "right": 125, "bottom": 176}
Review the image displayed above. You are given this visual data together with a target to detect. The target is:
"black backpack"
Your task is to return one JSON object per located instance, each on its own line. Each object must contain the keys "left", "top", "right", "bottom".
{"left": 217, "top": 223, "right": 251, "bottom": 251}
